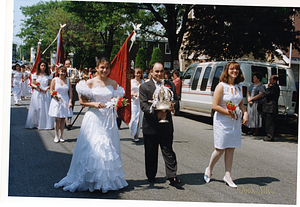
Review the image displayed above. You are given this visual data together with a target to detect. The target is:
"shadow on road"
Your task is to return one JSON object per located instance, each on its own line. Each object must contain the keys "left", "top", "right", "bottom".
{"left": 234, "top": 177, "right": 280, "bottom": 186}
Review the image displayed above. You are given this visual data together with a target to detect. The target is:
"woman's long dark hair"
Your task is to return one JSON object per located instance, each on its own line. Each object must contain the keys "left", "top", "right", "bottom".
{"left": 37, "top": 60, "right": 50, "bottom": 76}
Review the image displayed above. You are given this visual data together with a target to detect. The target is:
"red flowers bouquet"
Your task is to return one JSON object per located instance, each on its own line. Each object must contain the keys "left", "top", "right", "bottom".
{"left": 105, "top": 97, "right": 129, "bottom": 109}
{"left": 51, "top": 90, "right": 60, "bottom": 101}
{"left": 225, "top": 101, "right": 241, "bottom": 119}
{"left": 35, "top": 82, "right": 40, "bottom": 88}
{"left": 117, "top": 97, "right": 129, "bottom": 108}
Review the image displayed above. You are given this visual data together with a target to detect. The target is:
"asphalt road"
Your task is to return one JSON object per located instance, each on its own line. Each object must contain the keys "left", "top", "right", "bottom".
{"left": 8, "top": 95, "right": 298, "bottom": 206}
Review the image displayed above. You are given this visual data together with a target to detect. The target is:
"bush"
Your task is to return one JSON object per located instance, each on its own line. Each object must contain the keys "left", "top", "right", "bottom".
{"left": 149, "top": 47, "right": 163, "bottom": 69}
{"left": 135, "top": 48, "right": 146, "bottom": 70}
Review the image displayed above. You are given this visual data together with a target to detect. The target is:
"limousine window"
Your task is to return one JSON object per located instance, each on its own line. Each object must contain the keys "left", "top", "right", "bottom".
{"left": 211, "top": 66, "right": 224, "bottom": 91}
{"left": 182, "top": 66, "right": 196, "bottom": 85}
{"left": 278, "top": 68, "right": 287, "bottom": 86}
{"left": 200, "top": 67, "right": 212, "bottom": 91}
{"left": 191, "top": 67, "right": 202, "bottom": 90}
{"left": 251, "top": 66, "right": 268, "bottom": 84}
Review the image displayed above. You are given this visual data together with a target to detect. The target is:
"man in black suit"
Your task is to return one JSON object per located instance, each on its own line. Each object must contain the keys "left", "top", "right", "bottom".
{"left": 262, "top": 75, "right": 280, "bottom": 141}
{"left": 139, "top": 62, "right": 180, "bottom": 185}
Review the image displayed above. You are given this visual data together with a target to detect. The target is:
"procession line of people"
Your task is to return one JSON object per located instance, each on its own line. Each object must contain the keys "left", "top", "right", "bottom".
{"left": 13, "top": 58, "right": 283, "bottom": 193}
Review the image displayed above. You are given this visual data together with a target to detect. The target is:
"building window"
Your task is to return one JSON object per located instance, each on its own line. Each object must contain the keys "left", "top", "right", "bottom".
{"left": 164, "top": 62, "right": 171, "bottom": 68}
{"left": 165, "top": 43, "right": 171, "bottom": 54}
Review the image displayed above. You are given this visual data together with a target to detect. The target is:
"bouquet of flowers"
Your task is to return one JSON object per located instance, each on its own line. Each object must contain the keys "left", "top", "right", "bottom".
{"left": 105, "top": 97, "right": 129, "bottom": 109}
{"left": 225, "top": 101, "right": 241, "bottom": 119}
{"left": 35, "top": 82, "right": 40, "bottom": 88}
{"left": 51, "top": 90, "right": 61, "bottom": 101}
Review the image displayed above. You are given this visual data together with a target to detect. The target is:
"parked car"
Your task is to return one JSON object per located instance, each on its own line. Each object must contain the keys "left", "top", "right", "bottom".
{"left": 176, "top": 60, "right": 297, "bottom": 118}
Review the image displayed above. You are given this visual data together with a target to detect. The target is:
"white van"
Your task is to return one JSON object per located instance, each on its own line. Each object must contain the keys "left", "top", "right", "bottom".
{"left": 177, "top": 60, "right": 297, "bottom": 117}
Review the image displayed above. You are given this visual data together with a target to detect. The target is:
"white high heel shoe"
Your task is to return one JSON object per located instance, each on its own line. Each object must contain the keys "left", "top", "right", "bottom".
{"left": 204, "top": 167, "right": 211, "bottom": 183}
{"left": 54, "top": 137, "right": 59, "bottom": 143}
{"left": 223, "top": 176, "right": 237, "bottom": 188}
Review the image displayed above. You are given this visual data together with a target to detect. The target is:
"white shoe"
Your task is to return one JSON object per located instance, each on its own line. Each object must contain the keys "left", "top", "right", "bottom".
{"left": 59, "top": 138, "right": 65, "bottom": 142}
{"left": 223, "top": 176, "right": 237, "bottom": 188}
{"left": 204, "top": 167, "right": 211, "bottom": 183}
{"left": 54, "top": 137, "right": 59, "bottom": 143}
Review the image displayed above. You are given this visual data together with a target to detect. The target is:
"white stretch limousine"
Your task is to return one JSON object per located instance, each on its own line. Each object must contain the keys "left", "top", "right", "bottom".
{"left": 177, "top": 60, "right": 297, "bottom": 117}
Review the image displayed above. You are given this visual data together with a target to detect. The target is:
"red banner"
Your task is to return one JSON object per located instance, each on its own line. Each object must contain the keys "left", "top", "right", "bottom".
{"left": 109, "top": 31, "right": 134, "bottom": 125}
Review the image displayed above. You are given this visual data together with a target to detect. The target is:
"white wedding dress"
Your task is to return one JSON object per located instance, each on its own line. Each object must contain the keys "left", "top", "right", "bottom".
{"left": 213, "top": 82, "right": 243, "bottom": 149}
{"left": 20, "top": 72, "right": 30, "bottom": 97}
{"left": 25, "top": 74, "right": 54, "bottom": 129}
{"left": 54, "top": 81, "right": 128, "bottom": 193}
{"left": 128, "top": 79, "right": 144, "bottom": 139}
{"left": 11, "top": 70, "right": 22, "bottom": 103}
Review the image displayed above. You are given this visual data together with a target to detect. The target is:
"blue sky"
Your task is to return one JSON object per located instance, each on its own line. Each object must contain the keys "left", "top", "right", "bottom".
{"left": 13, "top": 0, "right": 48, "bottom": 45}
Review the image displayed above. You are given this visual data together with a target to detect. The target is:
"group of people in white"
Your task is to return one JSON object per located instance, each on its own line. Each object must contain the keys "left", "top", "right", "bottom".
{"left": 11, "top": 58, "right": 250, "bottom": 193}
{"left": 11, "top": 64, "right": 32, "bottom": 105}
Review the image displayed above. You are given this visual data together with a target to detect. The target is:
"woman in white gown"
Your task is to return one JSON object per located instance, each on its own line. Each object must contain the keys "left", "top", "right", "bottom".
{"left": 25, "top": 61, "right": 54, "bottom": 130}
{"left": 48, "top": 65, "right": 73, "bottom": 143}
{"left": 203, "top": 61, "right": 248, "bottom": 188}
{"left": 11, "top": 64, "right": 22, "bottom": 105}
{"left": 128, "top": 68, "right": 144, "bottom": 142}
{"left": 54, "top": 57, "right": 128, "bottom": 193}
{"left": 20, "top": 65, "right": 30, "bottom": 99}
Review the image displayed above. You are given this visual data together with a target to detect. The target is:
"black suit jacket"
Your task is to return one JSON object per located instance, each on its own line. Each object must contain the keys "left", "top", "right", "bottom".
{"left": 139, "top": 79, "right": 177, "bottom": 135}
{"left": 262, "top": 83, "right": 280, "bottom": 114}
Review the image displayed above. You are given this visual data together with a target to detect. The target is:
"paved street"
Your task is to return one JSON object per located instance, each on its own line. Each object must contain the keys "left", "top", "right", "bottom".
{"left": 8, "top": 95, "right": 298, "bottom": 205}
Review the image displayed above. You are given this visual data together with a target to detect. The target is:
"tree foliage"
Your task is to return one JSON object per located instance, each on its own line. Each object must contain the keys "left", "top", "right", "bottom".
{"left": 182, "top": 5, "right": 300, "bottom": 61}
{"left": 135, "top": 48, "right": 146, "bottom": 70}
{"left": 17, "top": 1, "right": 101, "bottom": 67}
{"left": 64, "top": 1, "right": 135, "bottom": 60}
{"left": 110, "top": 45, "right": 121, "bottom": 62}
{"left": 129, "top": 4, "right": 193, "bottom": 68}
{"left": 149, "top": 47, "right": 163, "bottom": 68}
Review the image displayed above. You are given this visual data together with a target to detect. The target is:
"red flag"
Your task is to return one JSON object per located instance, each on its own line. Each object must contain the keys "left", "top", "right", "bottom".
{"left": 56, "top": 28, "right": 64, "bottom": 65}
{"left": 31, "top": 41, "right": 41, "bottom": 75}
{"left": 109, "top": 31, "right": 134, "bottom": 125}
{"left": 55, "top": 28, "right": 65, "bottom": 76}
{"left": 30, "top": 40, "right": 41, "bottom": 85}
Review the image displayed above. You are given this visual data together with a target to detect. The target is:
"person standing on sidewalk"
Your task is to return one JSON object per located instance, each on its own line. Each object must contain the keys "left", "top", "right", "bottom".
{"left": 262, "top": 75, "right": 280, "bottom": 141}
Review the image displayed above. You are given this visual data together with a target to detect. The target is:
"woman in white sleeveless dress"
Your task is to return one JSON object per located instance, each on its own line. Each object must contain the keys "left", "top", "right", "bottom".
{"left": 129, "top": 68, "right": 144, "bottom": 142}
{"left": 48, "top": 65, "right": 73, "bottom": 143}
{"left": 11, "top": 64, "right": 22, "bottom": 105}
{"left": 54, "top": 57, "right": 128, "bottom": 193}
{"left": 204, "top": 61, "right": 248, "bottom": 188}
{"left": 20, "top": 65, "right": 30, "bottom": 99}
{"left": 25, "top": 61, "right": 54, "bottom": 130}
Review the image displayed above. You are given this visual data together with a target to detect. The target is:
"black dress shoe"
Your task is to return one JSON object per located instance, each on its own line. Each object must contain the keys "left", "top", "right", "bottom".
{"left": 168, "top": 177, "right": 181, "bottom": 185}
{"left": 147, "top": 178, "right": 155, "bottom": 183}
{"left": 66, "top": 125, "right": 72, "bottom": 130}
{"left": 263, "top": 137, "right": 274, "bottom": 141}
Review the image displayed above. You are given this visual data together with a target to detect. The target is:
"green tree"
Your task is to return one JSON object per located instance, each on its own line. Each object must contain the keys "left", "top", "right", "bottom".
{"left": 64, "top": 1, "right": 135, "bottom": 60}
{"left": 135, "top": 48, "right": 146, "bottom": 70}
{"left": 127, "top": 3, "right": 193, "bottom": 68}
{"left": 149, "top": 47, "right": 163, "bottom": 68}
{"left": 17, "top": 1, "right": 63, "bottom": 54}
{"left": 182, "top": 5, "right": 300, "bottom": 61}
{"left": 110, "top": 45, "right": 121, "bottom": 62}
{"left": 17, "top": 1, "right": 102, "bottom": 68}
